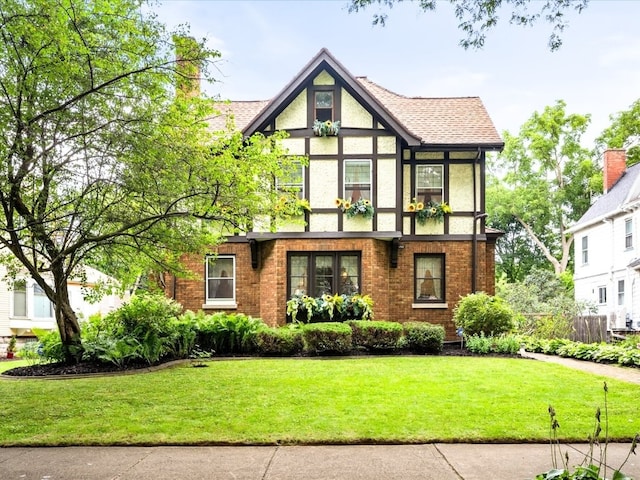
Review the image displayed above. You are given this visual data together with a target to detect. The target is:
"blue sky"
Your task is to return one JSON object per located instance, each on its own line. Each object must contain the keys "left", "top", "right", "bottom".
{"left": 154, "top": 0, "right": 640, "bottom": 146}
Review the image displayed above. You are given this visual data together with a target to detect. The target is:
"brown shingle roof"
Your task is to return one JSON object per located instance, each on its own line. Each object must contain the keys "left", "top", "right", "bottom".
{"left": 355, "top": 77, "right": 502, "bottom": 146}
{"left": 207, "top": 50, "right": 502, "bottom": 149}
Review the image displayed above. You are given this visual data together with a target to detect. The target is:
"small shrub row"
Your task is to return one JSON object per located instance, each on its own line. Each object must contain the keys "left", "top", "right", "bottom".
{"left": 465, "top": 333, "right": 521, "bottom": 355}
{"left": 522, "top": 336, "right": 640, "bottom": 367}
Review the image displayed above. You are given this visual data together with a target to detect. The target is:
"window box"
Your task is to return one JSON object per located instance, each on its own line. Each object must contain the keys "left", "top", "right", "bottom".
{"left": 313, "top": 119, "right": 340, "bottom": 137}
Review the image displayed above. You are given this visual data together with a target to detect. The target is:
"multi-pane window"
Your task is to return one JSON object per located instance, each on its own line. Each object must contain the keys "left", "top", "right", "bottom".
{"left": 625, "top": 218, "right": 633, "bottom": 249}
{"left": 314, "top": 91, "right": 334, "bottom": 122}
{"left": 581, "top": 236, "right": 588, "bottom": 265}
{"left": 416, "top": 165, "right": 443, "bottom": 204}
{"left": 344, "top": 160, "right": 371, "bottom": 202}
{"left": 288, "top": 252, "right": 360, "bottom": 298}
{"left": 206, "top": 255, "right": 235, "bottom": 302}
{"left": 618, "top": 280, "right": 625, "bottom": 306}
{"left": 598, "top": 286, "right": 607, "bottom": 305}
{"left": 277, "top": 161, "right": 305, "bottom": 199}
{"left": 415, "top": 254, "right": 445, "bottom": 302}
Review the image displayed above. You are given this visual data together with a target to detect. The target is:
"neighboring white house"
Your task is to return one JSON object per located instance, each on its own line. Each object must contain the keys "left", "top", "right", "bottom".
{"left": 0, "top": 265, "right": 126, "bottom": 339}
{"left": 569, "top": 149, "right": 640, "bottom": 331}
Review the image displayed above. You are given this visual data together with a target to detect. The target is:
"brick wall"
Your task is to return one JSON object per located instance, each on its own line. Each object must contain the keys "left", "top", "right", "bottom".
{"left": 166, "top": 237, "right": 496, "bottom": 340}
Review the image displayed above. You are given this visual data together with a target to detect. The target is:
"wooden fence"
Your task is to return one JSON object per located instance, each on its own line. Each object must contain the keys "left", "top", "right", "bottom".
{"left": 571, "top": 315, "right": 608, "bottom": 343}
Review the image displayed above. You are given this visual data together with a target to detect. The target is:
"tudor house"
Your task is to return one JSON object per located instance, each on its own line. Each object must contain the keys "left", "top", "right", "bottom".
{"left": 164, "top": 49, "right": 504, "bottom": 338}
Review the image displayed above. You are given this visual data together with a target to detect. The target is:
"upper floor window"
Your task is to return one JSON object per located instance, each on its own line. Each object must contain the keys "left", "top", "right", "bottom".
{"left": 415, "top": 254, "right": 445, "bottom": 302}
{"left": 314, "top": 91, "right": 334, "bottom": 122}
{"left": 344, "top": 160, "right": 371, "bottom": 202}
{"left": 277, "top": 161, "right": 305, "bottom": 199}
{"left": 206, "top": 255, "right": 235, "bottom": 303}
{"left": 625, "top": 218, "right": 633, "bottom": 249}
{"left": 581, "top": 236, "right": 588, "bottom": 265}
{"left": 416, "top": 165, "right": 443, "bottom": 203}
{"left": 288, "top": 252, "right": 360, "bottom": 298}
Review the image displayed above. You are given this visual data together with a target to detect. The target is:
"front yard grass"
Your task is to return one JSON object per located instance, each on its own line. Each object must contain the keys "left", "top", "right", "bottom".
{"left": 1, "top": 356, "right": 639, "bottom": 446}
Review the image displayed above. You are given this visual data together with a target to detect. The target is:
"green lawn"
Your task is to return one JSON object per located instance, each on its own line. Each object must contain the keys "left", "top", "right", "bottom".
{"left": 0, "top": 356, "right": 638, "bottom": 446}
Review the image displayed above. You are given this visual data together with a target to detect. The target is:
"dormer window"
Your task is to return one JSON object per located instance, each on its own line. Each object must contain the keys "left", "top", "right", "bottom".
{"left": 314, "top": 91, "right": 334, "bottom": 122}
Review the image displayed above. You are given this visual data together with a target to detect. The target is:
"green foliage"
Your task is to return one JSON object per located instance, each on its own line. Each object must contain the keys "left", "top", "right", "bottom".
{"left": 287, "top": 293, "right": 374, "bottom": 323}
{"left": 254, "top": 326, "right": 304, "bottom": 356}
{"left": 0, "top": 0, "right": 305, "bottom": 360}
{"left": 453, "top": 292, "right": 514, "bottom": 337}
{"left": 302, "top": 322, "right": 353, "bottom": 355}
{"left": 596, "top": 98, "right": 640, "bottom": 167}
{"left": 193, "top": 312, "right": 265, "bottom": 355}
{"left": 403, "top": 322, "right": 445, "bottom": 354}
{"left": 347, "top": 0, "right": 589, "bottom": 51}
{"left": 465, "top": 333, "right": 521, "bottom": 355}
{"left": 488, "top": 101, "right": 599, "bottom": 275}
{"left": 34, "top": 328, "right": 65, "bottom": 363}
{"left": 536, "top": 384, "right": 639, "bottom": 480}
{"left": 347, "top": 320, "right": 403, "bottom": 352}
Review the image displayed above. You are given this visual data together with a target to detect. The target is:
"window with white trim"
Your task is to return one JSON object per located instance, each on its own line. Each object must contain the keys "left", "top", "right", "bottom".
{"left": 344, "top": 160, "right": 371, "bottom": 202}
{"left": 618, "top": 280, "right": 625, "bottom": 306}
{"left": 277, "top": 161, "right": 304, "bottom": 199}
{"left": 415, "top": 254, "right": 445, "bottom": 302}
{"left": 625, "top": 218, "right": 633, "bottom": 250}
{"left": 598, "top": 286, "right": 607, "bottom": 305}
{"left": 13, "top": 280, "right": 27, "bottom": 317}
{"left": 12, "top": 279, "right": 54, "bottom": 318}
{"left": 416, "top": 165, "right": 443, "bottom": 204}
{"left": 206, "top": 255, "right": 235, "bottom": 303}
{"left": 581, "top": 236, "right": 588, "bottom": 265}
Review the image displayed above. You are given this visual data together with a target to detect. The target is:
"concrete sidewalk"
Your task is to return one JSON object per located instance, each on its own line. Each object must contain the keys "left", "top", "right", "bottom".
{"left": 1, "top": 443, "right": 638, "bottom": 480}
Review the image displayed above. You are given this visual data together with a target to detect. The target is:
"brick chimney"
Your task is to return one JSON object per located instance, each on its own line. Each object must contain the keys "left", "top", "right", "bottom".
{"left": 603, "top": 149, "right": 626, "bottom": 193}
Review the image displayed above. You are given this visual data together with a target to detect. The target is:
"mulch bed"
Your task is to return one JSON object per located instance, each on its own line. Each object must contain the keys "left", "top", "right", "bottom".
{"left": 1, "top": 342, "right": 520, "bottom": 378}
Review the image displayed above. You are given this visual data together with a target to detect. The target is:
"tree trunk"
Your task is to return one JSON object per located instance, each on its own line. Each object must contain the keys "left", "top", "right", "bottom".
{"left": 52, "top": 269, "right": 83, "bottom": 364}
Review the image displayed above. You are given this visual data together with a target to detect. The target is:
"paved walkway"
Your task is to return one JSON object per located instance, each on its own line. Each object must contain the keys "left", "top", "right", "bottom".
{"left": 1, "top": 353, "right": 639, "bottom": 479}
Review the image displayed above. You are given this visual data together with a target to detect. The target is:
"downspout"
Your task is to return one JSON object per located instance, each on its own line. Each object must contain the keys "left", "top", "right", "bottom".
{"left": 471, "top": 148, "right": 483, "bottom": 293}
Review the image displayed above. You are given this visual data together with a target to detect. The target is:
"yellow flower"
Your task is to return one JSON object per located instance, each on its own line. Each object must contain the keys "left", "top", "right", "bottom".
{"left": 408, "top": 203, "right": 416, "bottom": 212}
{"left": 335, "top": 198, "right": 343, "bottom": 207}
{"left": 363, "top": 199, "right": 371, "bottom": 206}
{"left": 279, "top": 195, "right": 288, "bottom": 204}
{"left": 325, "top": 120, "right": 332, "bottom": 127}
{"left": 416, "top": 202, "right": 424, "bottom": 211}
{"left": 344, "top": 200, "right": 352, "bottom": 210}
{"left": 430, "top": 207, "right": 437, "bottom": 215}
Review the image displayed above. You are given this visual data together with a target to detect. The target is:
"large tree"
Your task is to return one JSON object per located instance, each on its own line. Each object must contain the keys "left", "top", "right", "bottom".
{"left": 488, "top": 100, "right": 600, "bottom": 275}
{"left": 0, "top": 0, "right": 300, "bottom": 362}
{"left": 596, "top": 98, "right": 640, "bottom": 166}
{"left": 348, "top": 0, "right": 589, "bottom": 50}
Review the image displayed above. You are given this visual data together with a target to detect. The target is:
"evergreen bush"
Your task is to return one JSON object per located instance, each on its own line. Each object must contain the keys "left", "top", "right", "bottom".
{"left": 347, "top": 320, "right": 403, "bottom": 352}
{"left": 403, "top": 322, "right": 444, "bottom": 354}
{"left": 302, "top": 322, "right": 352, "bottom": 355}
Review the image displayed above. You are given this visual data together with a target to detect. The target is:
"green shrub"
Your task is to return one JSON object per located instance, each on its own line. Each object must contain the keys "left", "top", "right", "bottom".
{"left": 347, "top": 320, "right": 403, "bottom": 352}
{"left": 254, "top": 326, "right": 304, "bottom": 356}
{"left": 302, "top": 322, "right": 353, "bottom": 355}
{"left": 403, "top": 322, "right": 445, "bottom": 354}
{"left": 34, "top": 328, "right": 65, "bottom": 363}
{"left": 534, "top": 314, "right": 574, "bottom": 339}
{"left": 194, "top": 312, "right": 265, "bottom": 355}
{"left": 453, "top": 292, "right": 514, "bottom": 337}
{"left": 466, "top": 334, "right": 521, "bottom": 355}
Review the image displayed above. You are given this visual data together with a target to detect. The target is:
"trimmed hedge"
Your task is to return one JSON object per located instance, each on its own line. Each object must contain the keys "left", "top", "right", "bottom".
{"left": 254, "top": 327, "right": 304, "bottom": 356}
{"left": 403, "top": 322, "right": 445, "bottom": 354}
{"left": 347, "top": 320, "right": 403, "bottom": 352}
{"left": 302, "top": 322, "right": 353, "bottom": 355}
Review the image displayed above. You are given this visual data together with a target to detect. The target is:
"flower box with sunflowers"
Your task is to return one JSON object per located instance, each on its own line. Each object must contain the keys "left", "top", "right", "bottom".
{"left": 407, "top": 198, "right": 452, "bottom": 224}
{"left": 335, "top": 197, "right": 374, "bottom": 219}
{"left": 313, "top": 119, "right": 340, "bottom": 137}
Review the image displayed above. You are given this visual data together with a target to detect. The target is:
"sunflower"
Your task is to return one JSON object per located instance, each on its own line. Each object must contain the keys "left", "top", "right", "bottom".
{"left": 343, "top": 200, "right": 352, "bottom": 210}
{"left": 416, "top": 202, "right": 424, "bottom": 211}
{"left": 430, "top": 207, "right": 437, "bottom": 215}
{"left": 363, "top": 199, "right": 371, "bottom": 206}
{"left": 325, "top": 120, "right": 332, "bottom": 127}
{"left": 334, "top": 198, "right": 343, "bottom": 207}
{"left": 408, "top": 203, "right": 416, "bottom": 212}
